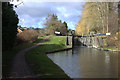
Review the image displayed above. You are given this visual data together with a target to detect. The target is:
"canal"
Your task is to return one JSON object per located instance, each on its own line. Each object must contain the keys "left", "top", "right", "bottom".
{"left": 47, "top": 46, "right": 118, "bottom": 78}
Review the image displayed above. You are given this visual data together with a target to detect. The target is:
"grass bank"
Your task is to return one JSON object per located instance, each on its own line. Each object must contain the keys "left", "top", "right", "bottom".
{"left": 26, "top": 36, "right": 71, "bottom": 78}
{"left": 2, "top": 36, "right": 45, "bottom": 77}
{"left": 102, "top": 47, "right": 119, "bottom": 52}
{"left": 103, "top": 47, "right": 118, "bottom": 50}
{"left": 33, "top": 36, "right": 47, "bottom": 43}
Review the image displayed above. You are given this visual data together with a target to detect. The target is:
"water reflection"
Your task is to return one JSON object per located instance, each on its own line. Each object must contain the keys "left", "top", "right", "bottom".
{"left": 47, "top": 46, "right": 118, "bottom": 78}
{"left": 104, "top": 52, "right": 110, "bottom": 64}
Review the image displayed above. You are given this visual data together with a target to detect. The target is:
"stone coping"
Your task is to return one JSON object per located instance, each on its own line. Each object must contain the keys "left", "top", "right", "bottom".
{"left": 46, "top": 48, "right": 72, "bottom": 54}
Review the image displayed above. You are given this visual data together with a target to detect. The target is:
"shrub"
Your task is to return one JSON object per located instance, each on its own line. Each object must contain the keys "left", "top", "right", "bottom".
{"left": 105, "top": 33, "right": 119, "bottom": 48}
{"left": 37, "top": 29, "right": 48, "bottom": 37}
{"left": 17, "top": 29, "right": 38, "bottom": 44}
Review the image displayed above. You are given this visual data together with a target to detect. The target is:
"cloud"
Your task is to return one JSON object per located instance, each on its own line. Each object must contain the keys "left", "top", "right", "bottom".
{"left": 15, "top": 2, "right": 85, "bottom": 30}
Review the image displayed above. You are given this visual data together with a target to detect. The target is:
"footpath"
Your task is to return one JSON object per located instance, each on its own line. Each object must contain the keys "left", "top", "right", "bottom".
{"left": 9, "top": 36, "right": 50, "bottom": 78}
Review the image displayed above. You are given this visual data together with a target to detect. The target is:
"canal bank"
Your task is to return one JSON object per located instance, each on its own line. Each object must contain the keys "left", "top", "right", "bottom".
{"left": 94, "top": 47, "right": 120, "bottom": 52}
{"left": 25, "top": 35, "right": 119, "bottom": 78}
{"left": 25, "top": 36, "right": 72, "bottom": 78}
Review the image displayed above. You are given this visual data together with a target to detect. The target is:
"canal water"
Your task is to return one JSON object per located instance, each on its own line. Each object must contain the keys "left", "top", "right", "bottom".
{"left": 47, "top": 46, "right": 118, "bottom": 78}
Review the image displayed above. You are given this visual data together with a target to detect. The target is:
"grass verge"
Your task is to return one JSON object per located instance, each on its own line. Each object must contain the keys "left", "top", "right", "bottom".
{"left": 26, "top": 36, "right": 71, "bottom": 78}
{"left": 33, "top": 36, "right": 47, "bottom": 43}
{"left": 2, "top": 43, "right": 35, "bottom": 77}
{"left": 103, "top": 47, "right": 118, "bottom": 51}
{"left": 2, "top": 36, "right": 46, "bottom": 77}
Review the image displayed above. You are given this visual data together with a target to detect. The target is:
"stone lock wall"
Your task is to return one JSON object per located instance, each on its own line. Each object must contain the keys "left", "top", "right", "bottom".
{"left": 78, "top": 37, "right": 104, "bottom": 48}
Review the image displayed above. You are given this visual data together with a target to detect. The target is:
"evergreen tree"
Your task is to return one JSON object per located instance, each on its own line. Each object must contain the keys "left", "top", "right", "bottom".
{"left": 2, "top": 2, "right": 19, "bottom": 51}
{"left": 63, "top": 21, "right": 68, "bottom": 29}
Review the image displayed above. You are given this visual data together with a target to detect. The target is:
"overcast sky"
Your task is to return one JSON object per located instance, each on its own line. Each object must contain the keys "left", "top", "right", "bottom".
{"left": 14, "top": 1, "right": 85, "bottom": 30}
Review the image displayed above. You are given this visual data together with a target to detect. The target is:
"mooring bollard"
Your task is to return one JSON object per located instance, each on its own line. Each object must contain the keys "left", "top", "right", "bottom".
{"left": 66, "top": 35, "right": 69, "bottom": 45}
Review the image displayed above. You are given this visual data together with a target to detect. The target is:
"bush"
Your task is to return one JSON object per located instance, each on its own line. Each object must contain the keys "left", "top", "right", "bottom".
{"left": 17, "top": 29, "right": 38, "bottom": 44}
{"left": 37, "top": 29, "right": 48, "bottom": 37}
{"left": 105, "top": 34, "right": 119, "bottom": 48}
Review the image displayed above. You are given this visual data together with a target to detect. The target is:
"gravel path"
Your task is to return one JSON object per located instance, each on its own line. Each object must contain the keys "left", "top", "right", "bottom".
{"left": 9, "top": 36, "right": 50, "bottom": 78}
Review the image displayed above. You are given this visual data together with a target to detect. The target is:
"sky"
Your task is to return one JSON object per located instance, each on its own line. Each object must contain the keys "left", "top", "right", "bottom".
{"left": 13, "top": 0, "right": 85, "bottom": 30}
